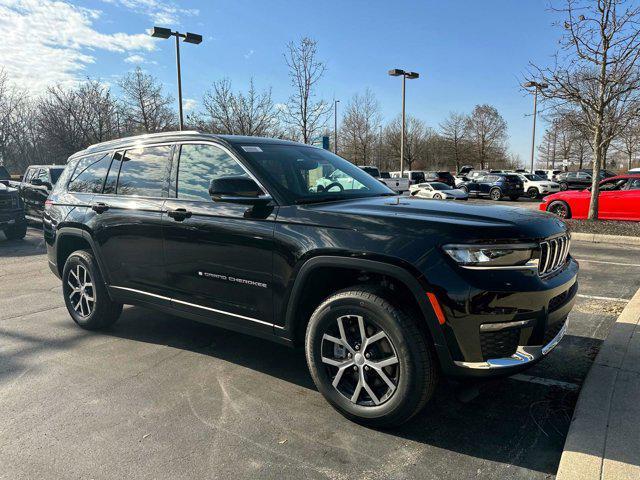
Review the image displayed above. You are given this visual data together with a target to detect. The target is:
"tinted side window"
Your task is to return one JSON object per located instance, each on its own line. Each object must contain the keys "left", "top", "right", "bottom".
{"left": 567, "top": 172, "right": 577, "bottom": 180}
{"left": 177, "top": 144, "right": 249, "bottom": 201}
{"left": 50, "top": 168, "right": 64, "bottom": 184}
{"left": 52, "top": 160, "right": 79, "bottom": 194}
{"left": 117, "top": 145, "right": 172, "bottom": 197}
{"left": 68, "top": 152, "right": 113, "bottom": 193}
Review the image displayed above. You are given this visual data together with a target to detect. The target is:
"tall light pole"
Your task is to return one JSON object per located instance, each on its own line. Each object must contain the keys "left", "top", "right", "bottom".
{"left": 150, "top": 27, "right": 202, "bottom": 131}
{"left": 388, "top": 69, "right": 419, "bottom": 177}
{"left": 334, "top": 99, "right": 340, "bottom": 154}
{"left": 523, "top": 81, "right": 548, "bottom": 173}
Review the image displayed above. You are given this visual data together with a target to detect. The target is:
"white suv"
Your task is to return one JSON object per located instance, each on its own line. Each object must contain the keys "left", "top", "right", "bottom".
{"left": 518, "top": 173, "right": 560, "bottom": 199}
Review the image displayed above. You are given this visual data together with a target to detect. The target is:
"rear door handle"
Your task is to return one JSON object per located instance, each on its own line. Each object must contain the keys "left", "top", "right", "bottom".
{"left": 167, "top": 208, "right": 192, "bottom": 221}
{"left": 91, "top": 202, "right": 109, "bottom": 214}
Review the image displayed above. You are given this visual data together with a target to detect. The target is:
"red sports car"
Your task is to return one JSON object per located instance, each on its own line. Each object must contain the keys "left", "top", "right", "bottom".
{"left": 540, "top": 174, "right": 640, "bottom": 221}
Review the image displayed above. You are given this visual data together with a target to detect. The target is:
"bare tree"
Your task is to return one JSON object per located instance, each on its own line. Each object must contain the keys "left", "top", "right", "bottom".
{"left": 382, "top": 115, "right": 429, "bottom": 171}
{"left": 613, "top": 117, "right": 640, "bottom": 170}
{"left": 119, "top": 67, "right": 175, "bottom": 134}
{"left": 339, "top": 88, "right": 381, "bottom": 165}
{"left": 440, "top": 112, "right": 468, "bottom": 172}
{"left": 201, "top": 78, "right": 280, "bottom": 136}
{"left": 529, "top": 0, "right": 640, "bottom": 219}
{"left": 465, "top": 104, "right": 508, "bottom": 170}
{"left": 283, "top": 37, "right": 331, "bottom": 143}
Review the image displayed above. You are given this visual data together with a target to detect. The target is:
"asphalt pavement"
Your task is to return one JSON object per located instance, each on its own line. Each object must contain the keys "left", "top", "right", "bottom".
{"left": 0, "top": 228, "right": 638, "bottom": 480}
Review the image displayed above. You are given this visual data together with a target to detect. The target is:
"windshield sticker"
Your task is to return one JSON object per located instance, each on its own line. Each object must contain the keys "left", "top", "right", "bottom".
{"left": 241, "top": 146, "right": 263, "bottom": 153}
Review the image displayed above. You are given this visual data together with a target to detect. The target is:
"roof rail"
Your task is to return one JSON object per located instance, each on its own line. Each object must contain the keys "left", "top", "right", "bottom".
{"left": 82, "top": 130, "right": 204, "bottom": 153}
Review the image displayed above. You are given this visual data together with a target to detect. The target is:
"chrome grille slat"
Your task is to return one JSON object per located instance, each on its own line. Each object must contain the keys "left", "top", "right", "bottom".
{"left": 538, "top": 234, "right": 570, "bottom": 277}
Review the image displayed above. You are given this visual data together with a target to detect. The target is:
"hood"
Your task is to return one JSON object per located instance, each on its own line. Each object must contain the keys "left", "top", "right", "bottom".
{"left": 311, "top": 195, "right": 567, "bottom": 241}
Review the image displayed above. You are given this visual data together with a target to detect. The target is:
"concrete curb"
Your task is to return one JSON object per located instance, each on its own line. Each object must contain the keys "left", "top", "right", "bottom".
{"left": 571, "top": 232, "right": 640, "bottom": 246}
{"left": 557, "top": 287, "right": 640, "bottom": 480}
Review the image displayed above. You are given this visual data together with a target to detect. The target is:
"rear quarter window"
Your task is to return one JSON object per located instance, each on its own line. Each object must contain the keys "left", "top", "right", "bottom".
{"left": 67, "top": 152, "right": 114, "bottom": 193}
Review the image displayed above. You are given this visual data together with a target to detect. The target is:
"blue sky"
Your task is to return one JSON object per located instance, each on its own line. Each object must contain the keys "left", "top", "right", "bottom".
{"left": 1, "top": 0, "right": 562, "bottom": 162}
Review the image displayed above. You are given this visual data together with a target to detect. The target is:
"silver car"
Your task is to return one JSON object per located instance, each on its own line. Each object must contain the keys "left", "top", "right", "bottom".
{"left": 410, "top": 182, "right": 469, "bottom": 200}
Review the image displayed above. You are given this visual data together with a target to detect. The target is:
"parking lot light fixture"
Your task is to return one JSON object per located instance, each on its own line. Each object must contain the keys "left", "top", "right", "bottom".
{"left": 524, "top": 81, "right": 548, "bottom": 173}
{"left": 388, "top": 68, "right": 420, "bottom": 177}
{"left": 150, "top": 26, "right": 203, "bottom": 131}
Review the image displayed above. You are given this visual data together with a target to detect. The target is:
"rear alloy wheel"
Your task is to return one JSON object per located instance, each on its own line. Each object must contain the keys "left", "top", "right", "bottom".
{"left": 547, "top": 200, "right": 571, "bottom": 219}
{"left": 559, "top": 182, "right": 569, "bottom": 191}
{"left": 63, "top": 250, "right": 122, "bottom": 330}
{"left": 527, "top": 187, "right": 540, "bottom": 199}
{"left": 306, "top": 288, "right": 437, "bottom": 427}
{"left": 490, "top": 188, "right": 502, "bottom": 201}
{"left": 433, "top": 193, "right": 442, "bottom": 200}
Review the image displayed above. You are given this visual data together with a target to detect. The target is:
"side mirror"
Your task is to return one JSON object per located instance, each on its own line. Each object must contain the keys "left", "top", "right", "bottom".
{"left": 209, "top": 176, "right": 271, "bottom": 205}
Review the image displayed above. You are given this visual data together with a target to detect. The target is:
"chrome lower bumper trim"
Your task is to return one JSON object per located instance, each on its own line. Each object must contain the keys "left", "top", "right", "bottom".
{"left": 454, "top": 320, "right": 568, "bottom": 370}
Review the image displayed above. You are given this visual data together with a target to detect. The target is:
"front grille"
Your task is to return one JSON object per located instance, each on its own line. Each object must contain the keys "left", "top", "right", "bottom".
{"left": 480, "top": 328, "right": 520, "bottom": 360}
{"left": 539, "top": 234, "right": 570, "bottom": 276}
{"left": 0, "top": 196, "right": 16, "bottom": 209}
{"left": 543, "top": 318, "right": 567, "bottom": 345}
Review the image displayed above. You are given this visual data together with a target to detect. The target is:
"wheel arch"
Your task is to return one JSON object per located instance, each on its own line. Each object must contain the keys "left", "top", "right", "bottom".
{"left": 280, "top": 256, "right": 453, "bottom": 366}
{"left": 54, "top": 227, "right": 110, "bottom": 283}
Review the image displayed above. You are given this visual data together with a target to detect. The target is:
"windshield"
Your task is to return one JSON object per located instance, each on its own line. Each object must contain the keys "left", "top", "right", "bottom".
{"left": 524, "top": 174, "right": 544, "bottom": 181}
{"left": 430, "top": 182, "right": 452, "bottom": 190}
{"left": 236, "top": 144, "right": 394, "bottom": 204}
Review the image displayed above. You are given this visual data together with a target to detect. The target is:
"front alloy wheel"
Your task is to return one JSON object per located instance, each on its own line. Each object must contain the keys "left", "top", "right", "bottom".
{"left": 321, "top": 314, "right": 399, "bottom": 406}
{"left": 305, "top": 288, "right": 438, "bottom": 427}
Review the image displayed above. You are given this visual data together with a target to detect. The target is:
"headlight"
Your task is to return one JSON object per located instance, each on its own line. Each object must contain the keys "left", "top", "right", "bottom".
{"left": 443, "top": 243, "right": 537, "bottom": 268}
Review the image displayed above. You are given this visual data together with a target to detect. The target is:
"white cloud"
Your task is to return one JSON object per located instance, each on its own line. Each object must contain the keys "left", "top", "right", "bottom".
{"left": 101, "top": 0, "right": 199, "bottom": 24}
{"left": 183, "top": 98, "right": 197, "bottom": 111}
{"left": 0, "top": 0, "right": 156, "bottom": 93}
{"left": 124, "top": 54, "right": 145, "bottom": 64}
{"left": 244, "top": 49, "right": 255, "bottom": 60}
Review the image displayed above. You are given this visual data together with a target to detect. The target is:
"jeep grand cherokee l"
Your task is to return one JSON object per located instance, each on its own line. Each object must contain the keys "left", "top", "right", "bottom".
{"left": 44, "top": 132, "right": 578, "bottom": 427}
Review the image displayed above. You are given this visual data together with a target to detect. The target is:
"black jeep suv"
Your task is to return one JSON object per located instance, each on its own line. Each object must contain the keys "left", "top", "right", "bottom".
{"left": 45, "top": 132, "right": 578, "bottom": 427}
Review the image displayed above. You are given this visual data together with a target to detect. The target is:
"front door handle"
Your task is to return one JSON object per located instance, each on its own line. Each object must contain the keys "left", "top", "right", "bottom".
{"left": 91, "top": 202, "right": 109, "bottom": 214}
{"left": 167, "top": 208, "right": 192, "bottom": 221}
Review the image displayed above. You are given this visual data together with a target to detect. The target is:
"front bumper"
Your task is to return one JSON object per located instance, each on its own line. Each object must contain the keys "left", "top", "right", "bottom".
{"left": 434, "top": 256, "right": 578, "bottom": 378}
{"left": 0, "top": 209, "right": 25, "bottom": 228}
{"left": 453, "top": 318, "right": 567, "bottom": 370}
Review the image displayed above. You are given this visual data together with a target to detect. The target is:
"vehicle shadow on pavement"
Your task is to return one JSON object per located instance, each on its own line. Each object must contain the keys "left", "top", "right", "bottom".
{"left": 101, "top": 305, "right": 585, "bottom": 476}
{"left": 0, "top": 232, "right": 47, "bottom": 258}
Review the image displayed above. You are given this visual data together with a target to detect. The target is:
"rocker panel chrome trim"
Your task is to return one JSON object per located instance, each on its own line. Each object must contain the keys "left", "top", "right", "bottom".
{"left": 110, "top": 285, "right": 284, "bottom": 329}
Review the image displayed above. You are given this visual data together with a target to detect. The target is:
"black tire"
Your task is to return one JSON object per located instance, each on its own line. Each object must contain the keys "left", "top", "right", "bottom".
{"left": 527, "top": 187, "right": 539, "bottom": 199}
{"left": 305, "top": 288, "right": 438, "bottom": 428}
{"left": 559, "top": 182, "right": 568, "bottom": 191}
{"left": 547, "top": 200, "right": 572, "bottom": 219}
{"left": 490, "top": 188, "right": 502, "bottom": 201}
{"left": 62, "top": 249, "right": 122, "bottom": 330}
{"left": 433, "top": 193, "right": 442, "bottom": 200}
{"left": 3, "top": 222, "right": 27, "bottom": 240}
{"left": 459, "top": 185, "right": 468, "bottom": 193}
